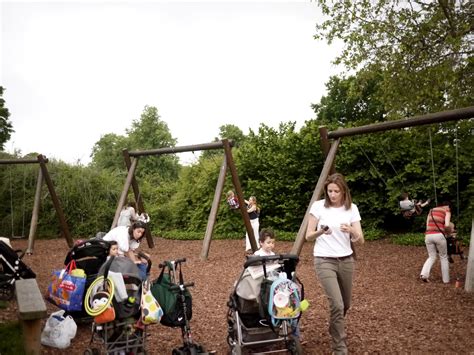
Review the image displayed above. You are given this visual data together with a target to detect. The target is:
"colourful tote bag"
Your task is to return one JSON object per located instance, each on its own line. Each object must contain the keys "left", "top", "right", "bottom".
{"left": 47, "top": 260, "right": 87, "bottom": 312}
{"left": 141, "top": 280, "right": 163, "bottom": 325}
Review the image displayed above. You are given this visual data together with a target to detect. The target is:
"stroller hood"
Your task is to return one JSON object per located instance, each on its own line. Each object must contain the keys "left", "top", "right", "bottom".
{"left": 99, "top": 256, "right": 141, "bottom": 279}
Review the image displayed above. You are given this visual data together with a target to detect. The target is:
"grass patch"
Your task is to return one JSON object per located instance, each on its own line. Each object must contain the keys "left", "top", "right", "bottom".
{"left": 0, "top": 321, "right": 24, "bottom": 355}
{"left": 391, "top": 232, "right": 425, "bottom": 246}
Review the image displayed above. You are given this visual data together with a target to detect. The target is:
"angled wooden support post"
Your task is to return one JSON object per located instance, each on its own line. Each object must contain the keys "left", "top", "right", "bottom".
{"left": 26, "top": 168, "right": 43, "bottom": 254}
{"left": 112, "top": 157, "right": 138, "bottom": 226}
{"left": 37, "top": 154, "right": 73, "bottom": 248}
{"left": 222, "top": 139, "right": 257, "bottom": 252}
{"left": 201, "top": 155, "right": 227, "bottom": 260}
{"left": 291, "top": 138, "right": 341, "bottom": 256}
{"left": 122, "top": 150, "right": 153, "bottom": 248}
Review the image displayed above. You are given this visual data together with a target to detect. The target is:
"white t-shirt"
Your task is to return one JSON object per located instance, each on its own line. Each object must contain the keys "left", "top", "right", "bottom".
{"left": 399, "top": 200, "right": 415, "bottom": 211}
{"left": 254, "top": 249, "right": 275, "bottom": 256}
{"left": 309, "top": 199, "right": 361, "bottom": 258}
{"left": 103, "top": 226, "right": 139, "bottom": 256}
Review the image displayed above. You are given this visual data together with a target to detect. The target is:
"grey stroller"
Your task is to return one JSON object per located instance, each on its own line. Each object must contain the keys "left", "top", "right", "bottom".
{"left": 227, "top": 254, "right": 304, "bottom": 354}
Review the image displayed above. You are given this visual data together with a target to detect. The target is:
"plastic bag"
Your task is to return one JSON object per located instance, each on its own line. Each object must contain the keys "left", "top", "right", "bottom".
{"left": 41, "top": 310, "right": 77, "bottom": 349}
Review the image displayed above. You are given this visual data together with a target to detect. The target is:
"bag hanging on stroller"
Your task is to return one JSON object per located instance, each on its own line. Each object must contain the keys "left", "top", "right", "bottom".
{"left": 151, "top": 259, "right": 192, "bottom": 327}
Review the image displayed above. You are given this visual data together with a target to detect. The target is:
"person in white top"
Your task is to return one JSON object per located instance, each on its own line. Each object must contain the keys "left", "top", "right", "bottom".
{"left": 254, "top": 228, "right": 276, "bottom": 256}
{"left": 103, "top": 221, "right": 148, "bottom": 278}
{"left": 305, "top": 173, "right": 364, "bottom": 355}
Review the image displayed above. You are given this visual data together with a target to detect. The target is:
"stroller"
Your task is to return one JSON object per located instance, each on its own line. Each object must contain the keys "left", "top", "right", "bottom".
{"left": 151, "top": 258, "right": 210, "bottom": 355}
{"left": 85, "top": 256, "right": 151, "bottom": 355}
{"left": 227, "top": 254, "right": 304, "bottom": 355}
{"left": 0, "top": 240, "right": 36, "bottom": 300}
{"left": 60, "top": 239, "right": 110, "bottom": 321}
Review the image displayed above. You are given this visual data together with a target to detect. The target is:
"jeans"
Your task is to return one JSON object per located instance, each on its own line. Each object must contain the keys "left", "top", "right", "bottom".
{"left": 314, "top": 256, "right": 354, "bottom": 355}
{"left": 420, "top": 233, "right": 450, "bottom": 283}
{"left": 137, "top": 263, "right": 148, "bottom": 280}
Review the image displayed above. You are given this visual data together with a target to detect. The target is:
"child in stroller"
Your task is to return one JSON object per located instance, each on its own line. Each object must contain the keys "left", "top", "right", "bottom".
{"left": 227, "top": 254, "right": 304, "bottom": 355}
{"left": 85, "top": 256, "right": 152, "bottom": 355}
{"left": 0, "top": 239, "right": 36, "bottom": 300}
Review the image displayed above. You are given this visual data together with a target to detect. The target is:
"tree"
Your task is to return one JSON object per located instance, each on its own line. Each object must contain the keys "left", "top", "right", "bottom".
{"left": 0, "top": 86, "right": 14, "bottom": 151}
{"left": 90, "top": 133, "right": 129, "bottom": 171}
{"left": 315, "top": 0, "right": 474, "bottom": 115}
{"left": 127, "top": 105, "right": 180, "bottom": 181}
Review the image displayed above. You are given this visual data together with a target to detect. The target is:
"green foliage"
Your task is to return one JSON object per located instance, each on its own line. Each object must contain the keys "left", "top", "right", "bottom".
{"left": 0, "top": 86, "right": 14, "bottom": 151}
{"left": 391, "top": 232, "right": 425, "bottom": 247}
{"left": 315, "top": 0, "right": 473, "bottom": 115}
{"left": 237, "top": 122, "right": 324, "bottom": 232}
{"left": 363, "top": 228, "right": 386, "bottom": 241}
{"left": 0, "top": 321, "right": 24, "bottom": 355}
{"left": 90, "top": 133, "right": 129, "bottom": 172}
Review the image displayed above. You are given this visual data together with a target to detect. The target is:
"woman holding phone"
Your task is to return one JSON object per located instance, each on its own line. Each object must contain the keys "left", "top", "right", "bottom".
{"left": 305, "top": 173, "right": 364, "bottom": 355}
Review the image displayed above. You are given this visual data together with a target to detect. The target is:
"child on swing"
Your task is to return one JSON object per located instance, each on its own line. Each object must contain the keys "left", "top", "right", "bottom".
{"left": 399, "top": 192, "right": 431, "bottom": 218}
{"left": 226, "top": 190, "right": 240, "bottom": 209}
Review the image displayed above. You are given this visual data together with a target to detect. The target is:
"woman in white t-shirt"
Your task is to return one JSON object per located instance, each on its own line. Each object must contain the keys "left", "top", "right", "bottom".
{"left": 305, "top": 173, "right": 364, "bottom": 355}
{"left": 103, "top": 221, "right": 148, "bottom": 278}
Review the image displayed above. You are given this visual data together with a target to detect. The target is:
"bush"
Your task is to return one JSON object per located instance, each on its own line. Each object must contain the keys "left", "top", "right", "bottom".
{"left": 391, "top": 232, "right": 425, "bottom": 246}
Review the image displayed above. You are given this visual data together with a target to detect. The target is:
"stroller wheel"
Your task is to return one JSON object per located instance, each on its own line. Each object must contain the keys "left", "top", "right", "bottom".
{"left": 288, "top": 337, "right": 303, "bottom": 355}
{"left": 0, "top": 282, "right": 14, "bottom": 301}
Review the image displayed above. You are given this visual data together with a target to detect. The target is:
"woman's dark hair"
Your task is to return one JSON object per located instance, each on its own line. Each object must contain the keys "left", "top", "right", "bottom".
{"left": 324, "top": 173, "right": 352, "bottom": 209}
{"left": 438, "top": 200, "right": 452, "bottom": 209}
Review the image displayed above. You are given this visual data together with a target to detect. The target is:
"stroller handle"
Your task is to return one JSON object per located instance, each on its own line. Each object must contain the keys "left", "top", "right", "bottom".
{"left": 243, "top": 254, "right": 299, "bottom": 268}
{"left": 158, "top": 257, "right": 186, "bottom": 268}
{"left": 170, "top": 282, "right": 194, "bottom": 291}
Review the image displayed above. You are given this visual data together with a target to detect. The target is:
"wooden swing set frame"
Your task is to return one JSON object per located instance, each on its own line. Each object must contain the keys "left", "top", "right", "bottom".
{"left": 0, "top": 154, "right": 73, "bottom": 253}
{"left": 113, "top": 139, "right": 257, "bottom": 260}
{"left": 290, "top": 106, "right": 474, "bottom": 292}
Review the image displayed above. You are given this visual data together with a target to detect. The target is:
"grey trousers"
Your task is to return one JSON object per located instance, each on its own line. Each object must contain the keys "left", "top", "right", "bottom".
{"left": 314, "top": 256, "right": 355, "bottom": 355}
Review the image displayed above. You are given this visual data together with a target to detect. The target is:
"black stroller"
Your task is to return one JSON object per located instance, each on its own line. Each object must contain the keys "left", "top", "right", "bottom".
{"left": 85, "top": 256, "right": 150, "bottom": 355}
{"left": 0, "top": 239, "right": 36, "bottom": 300}
{"left": 60, "top": 239, "right": 110, "bottom": 321}
{"left": 151, "top": 258, "right": 210, "bottom": 355}
{"left": 227, "top": 254, "right": 304, "bottom": 355}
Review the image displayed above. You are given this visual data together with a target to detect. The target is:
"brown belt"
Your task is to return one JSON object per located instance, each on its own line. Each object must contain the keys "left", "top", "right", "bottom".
{"left": 318, "top": 254, "right": 353, "bottom": 261}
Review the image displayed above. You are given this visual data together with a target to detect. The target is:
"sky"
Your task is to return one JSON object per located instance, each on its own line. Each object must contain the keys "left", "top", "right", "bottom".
{"left": 1, "top": 1, "right": 342, "bottom": 165}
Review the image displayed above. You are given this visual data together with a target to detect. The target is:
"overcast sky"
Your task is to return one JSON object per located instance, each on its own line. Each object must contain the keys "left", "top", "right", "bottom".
{"left": 1, "top": 1, "right": 342, "bottom": 165}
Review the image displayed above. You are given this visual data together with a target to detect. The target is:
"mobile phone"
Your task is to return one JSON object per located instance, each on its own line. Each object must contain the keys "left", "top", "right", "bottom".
{"left": 321, "top": 225, "right": 329, "bottom": 231}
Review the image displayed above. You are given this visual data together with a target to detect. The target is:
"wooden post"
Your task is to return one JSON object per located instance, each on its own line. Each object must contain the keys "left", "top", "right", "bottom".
{"left": 26, "top": 168, "right": 43, "bottom": 254}
{"left": 222, "top": 139, "right": 257, "bottom": 251}
{"left": 291, "top": 138, "right": 341, "bottom": 256}
{"left": 465, "top": 218, "right": 474, "bottom": 292}
{"left": 112, "top": 157, "right": 138, "bottom": 229}
{"left": 319, "top": 126, "right": 336, "bottom": 175}
{"left": 37, "top": 154, "right": 73, "bottom": 247}
{"left": 122, "top": 150, "right": 153, "bottom": 248}
{"left": 201, "top": 155, "right": 227, "bottom": 260}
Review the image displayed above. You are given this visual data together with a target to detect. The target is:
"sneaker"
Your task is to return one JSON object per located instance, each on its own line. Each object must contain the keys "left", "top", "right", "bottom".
{"left": 420, "top": 275, "right": 429, "bottom": 283}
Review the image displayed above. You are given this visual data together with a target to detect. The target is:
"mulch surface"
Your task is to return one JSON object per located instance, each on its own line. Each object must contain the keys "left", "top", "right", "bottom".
{"left": 1, "top": 237, "right": 473, "bottom": 354}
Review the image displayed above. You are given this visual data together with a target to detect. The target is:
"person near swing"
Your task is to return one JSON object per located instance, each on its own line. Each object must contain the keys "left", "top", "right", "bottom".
{"left": 244, "top": 196, "right": 260, "bottom": 255}
{"left": 103, "top": 221, "right": 149, "bottom": 279}
{"left": 420, "top": 200, "right": 453, "bottom": 283}
{"left": 399, "top": 192, "right": 431, "bottom": 218}
{"left": 305, "top": 173, "right": 364, "bottom": 355}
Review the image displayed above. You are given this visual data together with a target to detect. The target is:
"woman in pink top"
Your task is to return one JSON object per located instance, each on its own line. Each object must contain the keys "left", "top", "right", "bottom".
{"left": 420, "top": 201, "right": 452, "bottom": 283}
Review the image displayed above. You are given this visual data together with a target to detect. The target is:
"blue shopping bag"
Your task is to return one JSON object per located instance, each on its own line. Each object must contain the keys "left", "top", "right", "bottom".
{"left": 47, "top": 260, "right": 86, "bottom": 312}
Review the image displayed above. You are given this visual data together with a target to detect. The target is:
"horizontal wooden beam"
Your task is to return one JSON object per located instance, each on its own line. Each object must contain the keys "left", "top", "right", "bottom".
{"left": 327, "top": 106, "right": 474, "bottom": 139}
{"left": 128, "top": 140, "right": 235, "bottom": 157}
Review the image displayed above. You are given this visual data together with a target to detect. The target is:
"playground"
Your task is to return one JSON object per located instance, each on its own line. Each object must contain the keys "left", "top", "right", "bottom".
{"left": 2, "top": 236, "right": 473, "bottom": 354}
